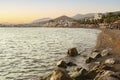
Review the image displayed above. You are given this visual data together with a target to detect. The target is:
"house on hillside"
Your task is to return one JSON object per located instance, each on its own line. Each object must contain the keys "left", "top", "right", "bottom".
{"left": 94, "top": 13, "right": 103, "bottom": 20}
{"left": 111, "top": 20, "right": 120, "bottom": 30}
{"left": 44, "top": 16, "right": 77, "bottom": 27}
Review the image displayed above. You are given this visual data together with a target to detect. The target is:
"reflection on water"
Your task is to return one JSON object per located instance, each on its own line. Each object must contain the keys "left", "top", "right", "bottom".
{"left": 0, "top": 28, "right": 100, "bottom": 80}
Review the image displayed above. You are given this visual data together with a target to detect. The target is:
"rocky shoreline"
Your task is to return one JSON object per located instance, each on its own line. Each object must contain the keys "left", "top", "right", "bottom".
{"left": 40, "top": 29, "right": 120, "bottom": 80}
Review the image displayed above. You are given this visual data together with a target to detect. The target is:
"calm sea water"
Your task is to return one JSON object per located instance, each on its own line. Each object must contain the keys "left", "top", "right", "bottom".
{"left": 0, "top": 28, "right": 100, "bottom": 80}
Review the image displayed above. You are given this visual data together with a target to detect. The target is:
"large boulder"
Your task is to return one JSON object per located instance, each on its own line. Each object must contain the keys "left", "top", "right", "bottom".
{"left": 92, "top": 49, "right": 100, "bottom": 52}
{"left": 70, "top": 68, "right": 87, "bottom": 80}
{"left": 101, "top": 49, "right": 111, "bottom": 57}
{"left": 90, "top": 52, "right": 101, "bottom": 59}
{"left": 86, "top": 64, "right": 99, "bottom": 79}
{"left": 56, "top": 60, "right": 67, "bottom": 68}
{"left": 94, "top": 71, "right": 120, "bottom": 80}
{"left": 50, "top": 68, "right": 74, "bottom": 80}
{"left": 74, "top": 67, "right": 82, "bottom": 72}
{"left": 67, "top": 48, "right": 78, "bottom": 57}
{"left": 87, "top": 63, "right": 116, "bottom": 80}
{"left": 85, "top": 57, "right": 95, "bottom": 63}
{"left": 104, "top": 58, "right": 116, "bottom": 64}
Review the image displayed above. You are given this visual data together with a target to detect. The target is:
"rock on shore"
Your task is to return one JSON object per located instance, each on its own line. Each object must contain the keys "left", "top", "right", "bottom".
{"left": 67, "top": 48, "right": 78, "bottom": 57}
{"left": 50, "top": 68, "right": 74, "bottom": 80}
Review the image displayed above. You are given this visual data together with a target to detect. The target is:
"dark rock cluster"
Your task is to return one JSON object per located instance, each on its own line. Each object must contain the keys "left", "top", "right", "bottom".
{"left": 40, "top": 47, "right": 120, "bottom": 80}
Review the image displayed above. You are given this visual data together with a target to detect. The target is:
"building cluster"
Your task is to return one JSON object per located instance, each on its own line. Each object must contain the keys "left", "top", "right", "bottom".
{"left": 94, "top": 13, "right": 103, "bottom": 20}
{"left": 84, "top": 13, "right": 103, "bottom": 21}
{"left": 1, "top": 13, "right": 119, "bottom": 29}
{"left": 44, "top": 19, "right": 76, "bottom": 27}
{"left": 43, "top": 13, "right": 104, "bottom": 27}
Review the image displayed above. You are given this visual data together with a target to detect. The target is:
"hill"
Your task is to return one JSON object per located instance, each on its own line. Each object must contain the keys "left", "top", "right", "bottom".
{"left": 54, "top": 15, "right": 75, "bottom": 22}
{"left": 32, "top": 18, "right": 52, "bottom": 23}
{"left": 73, "top": 13, "right": 95, "bottom": 20}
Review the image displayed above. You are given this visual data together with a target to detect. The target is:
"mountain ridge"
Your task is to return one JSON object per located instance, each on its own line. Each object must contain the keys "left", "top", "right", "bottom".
{"left": 32, "top": 18, "right": 52, "bottom": 23}
{"left": 72, "top": 13, "right": 95, "bottom": 20}
{"left": 54, "top": 15, "right": 75, "bottom": 21}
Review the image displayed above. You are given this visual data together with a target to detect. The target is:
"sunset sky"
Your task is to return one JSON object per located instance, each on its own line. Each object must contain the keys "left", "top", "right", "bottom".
{"left": 0, "top": 0, "right": 120, "bottom": 23}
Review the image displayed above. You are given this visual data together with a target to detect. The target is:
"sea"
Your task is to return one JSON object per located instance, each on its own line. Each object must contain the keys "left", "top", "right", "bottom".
{"left": 0, "top": 27, "right": 100, "bottom": 80}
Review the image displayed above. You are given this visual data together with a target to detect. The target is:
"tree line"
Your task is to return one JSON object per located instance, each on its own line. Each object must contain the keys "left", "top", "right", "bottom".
{"left": 77, "top": 12, "right": 120, "bottom": 25}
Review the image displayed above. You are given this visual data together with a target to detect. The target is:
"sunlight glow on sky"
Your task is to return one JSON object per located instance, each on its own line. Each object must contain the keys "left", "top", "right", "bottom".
{"left": 0, "top": 0, "right": 120, "bottom": 23}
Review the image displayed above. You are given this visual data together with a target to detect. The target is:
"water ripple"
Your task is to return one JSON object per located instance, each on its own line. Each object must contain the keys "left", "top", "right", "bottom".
{"left": 0, "top": 28, "right": 100, "bottom": 80}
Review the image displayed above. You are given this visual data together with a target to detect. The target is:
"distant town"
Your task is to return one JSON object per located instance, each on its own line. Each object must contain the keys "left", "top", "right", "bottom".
{"left": 0, "top": 11, "right": 120, "bottom": 30}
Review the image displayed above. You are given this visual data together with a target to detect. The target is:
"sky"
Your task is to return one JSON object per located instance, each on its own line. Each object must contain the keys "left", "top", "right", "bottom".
{"left": 0, "top": 0, "right": 120, "bottom": 23}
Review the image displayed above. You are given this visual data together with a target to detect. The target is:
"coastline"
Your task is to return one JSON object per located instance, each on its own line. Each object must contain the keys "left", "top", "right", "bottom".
{"left": 40, "top": 29, "right": 120, "bottom": 80}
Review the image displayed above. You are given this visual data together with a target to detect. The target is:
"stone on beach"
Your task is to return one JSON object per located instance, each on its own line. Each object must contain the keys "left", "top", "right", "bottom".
{"left": 50, "top": 68, "right": 74, "bottom": 80}
{"left": 105, "top": 58, "right": 116, "bottom": 64}
{"left": 70, "top": 68, "right": 87, "bottom": 80}
{"left": 90, "top": 52, "right": 101, "bottom": 59}
{"left": 74, "top": 67, "right": 82, "bottom": 72}
{"left": 85, "top": 57, "right": 95, "bottom": 63}
{"left": 92, "top": 49, "right": 100, "bottom": 52}
{"left": 57, "top": 60, "right": 67, "bottom": 68}
{"left": 94, "top": 71, "right": 120, "bottom": 80}
{"left": 101, "top": 49, "right": 111, "bottom": 57}
{"left": 67, "top": 48, "right": 78, "bottom": 57}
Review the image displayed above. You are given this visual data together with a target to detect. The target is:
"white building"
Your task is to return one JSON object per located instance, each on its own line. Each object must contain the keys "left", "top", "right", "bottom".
{"left": 94, "top": 13, "right": 103, "bottom": 20}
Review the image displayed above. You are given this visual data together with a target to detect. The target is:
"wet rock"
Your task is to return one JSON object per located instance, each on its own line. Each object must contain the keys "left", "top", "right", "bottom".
{"left": 87, "top": 62, "right": 113, "bottom": 79}
{"left": 95, "top": 54, "right": 102, "bottom": 58}
{"left": 86, "top": 65, "right": 99, "bottom": 79}
{"left": 101, "top": 49, "right": 110, "bottom": 57}
{"left": 102, "top": 65, "right": 114, "bottom": 71}
{"left": 74, "top": 67, "right": 82, "bottom": 72}
{"left": 87, "top": 63, "right": 115, "bottom": 80}
{"left": 115, "top": 60, "right": 120, "bottom": 64}
{"left": 105, "top": 58, "right": 116, "bottom": 64}
{"left": 90, "top": 63, "right": 114, "bottom": 72}
{"left": 67, "top": 48, "right": 78, "bottom": 57}
{"left": 50, "top": 68, "right": 74, "bottom": 80}
{"left": 70, "top": 68, "right": 87, "bottom": 80}
{"left": 40, "top": 72, "right": 52, "bottom": 80}
{"left": 67, "top": 62, "right": 77, "bottom": 67}
{"left": 91, "top": 52, "right": 101, "bottom": 59}
{"left": 88, "top": 61, "right": 100, "bottom": 71}
{"left": 92, "top": 49, "right": 100, "bottom": 52}
{"left": 85, "top": 57, "right": 95, "bottom": 63}
{"left": 94, "top": 71, "right": 120, "bottom": 80}
{"left": 56, "top": 60, "right": 67, "bottom": 68}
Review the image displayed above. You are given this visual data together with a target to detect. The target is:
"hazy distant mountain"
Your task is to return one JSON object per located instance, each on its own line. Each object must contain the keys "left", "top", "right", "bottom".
{"left": 32, "top": 18, "right": 52, "bottom": 23}
{"left": 73, "top": 13, "right": 95, "bottom": 20}
{"left": 54, "top": 15, "right": 75, "bottom": 21}
{"left": 0, "top": 22, "right": 15, "bottom": 25}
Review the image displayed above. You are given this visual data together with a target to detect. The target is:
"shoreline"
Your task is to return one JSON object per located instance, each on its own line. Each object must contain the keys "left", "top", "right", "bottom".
{"left": 40, "top": 29, "right": 120, "bottom": 80}
{"left": 0, "top": 26, "right": 99, "bottom": 28}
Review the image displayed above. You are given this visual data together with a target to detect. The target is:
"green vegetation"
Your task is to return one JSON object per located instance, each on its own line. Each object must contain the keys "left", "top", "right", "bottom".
{"left": 77, "top": 19, "right": 103, "bottom": 24}
{"left": 77, "top": 12, "right": 120, "bottom": 25}
{"left": 102, "top": 12, "right": 120, "bottom": 24}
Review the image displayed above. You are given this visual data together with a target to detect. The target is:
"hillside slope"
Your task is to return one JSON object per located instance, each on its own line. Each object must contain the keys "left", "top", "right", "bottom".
{"left": 96, "top": 29, "right": 120, "bottom": 56}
